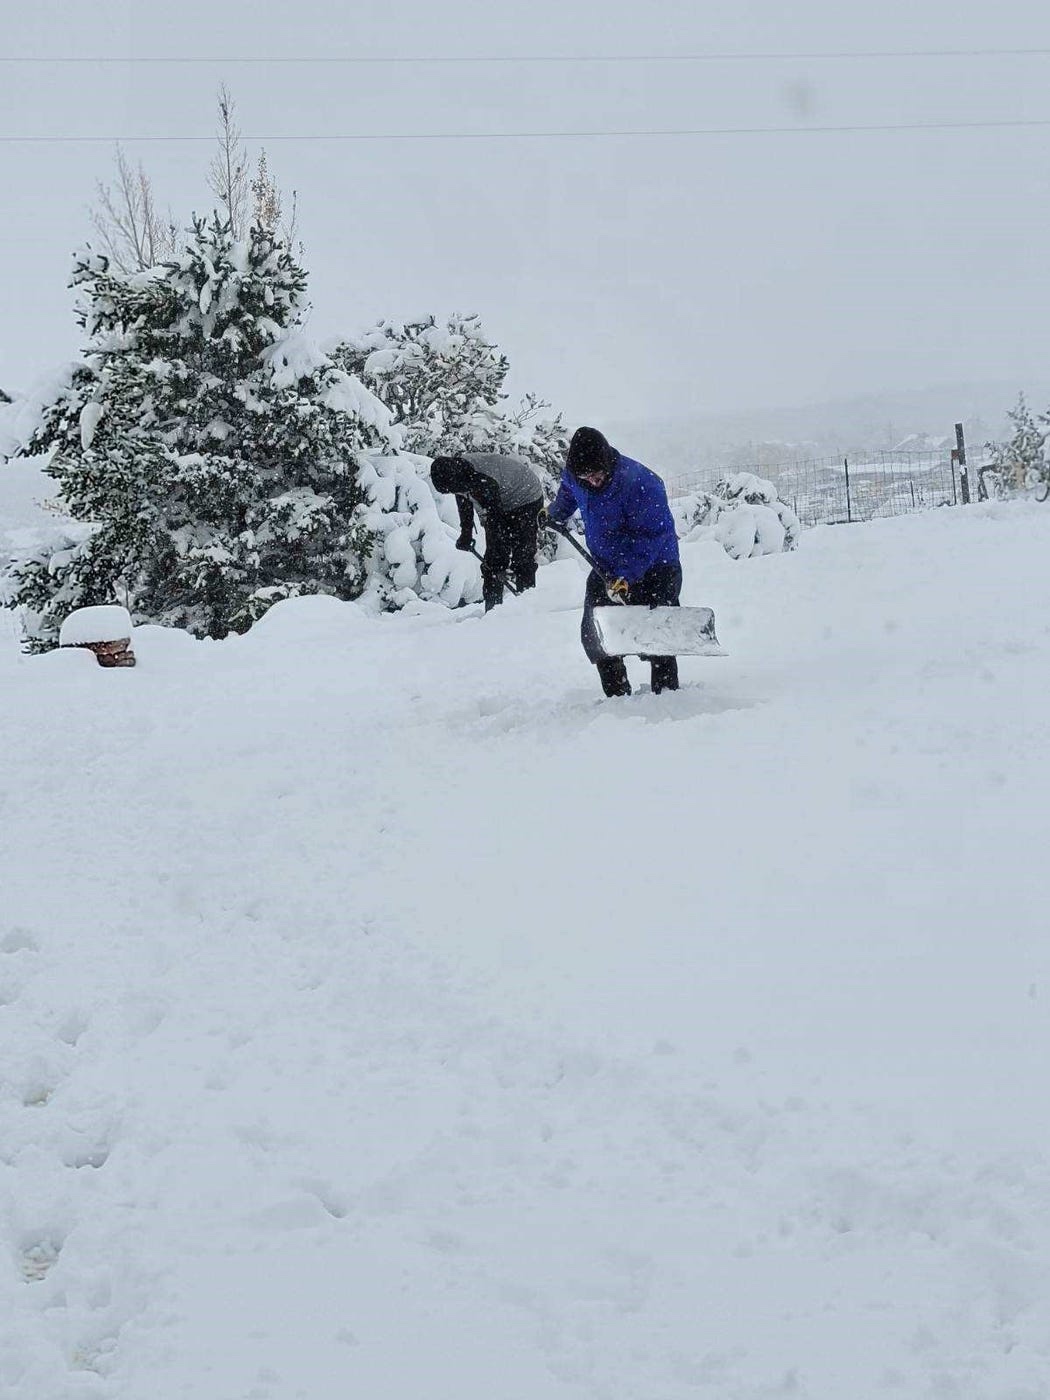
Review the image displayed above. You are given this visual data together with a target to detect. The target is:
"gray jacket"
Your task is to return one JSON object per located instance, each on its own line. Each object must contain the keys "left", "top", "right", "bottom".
{"left": 459, "top": 453, "right": 544, "bottom": 513}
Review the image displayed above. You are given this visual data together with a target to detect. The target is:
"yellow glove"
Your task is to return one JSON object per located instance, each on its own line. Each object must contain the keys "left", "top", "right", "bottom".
{"left": 606, "top": 577, "right": 630, "bottom": 603}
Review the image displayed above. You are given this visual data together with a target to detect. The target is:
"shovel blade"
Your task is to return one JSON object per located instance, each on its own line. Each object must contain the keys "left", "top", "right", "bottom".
{"left": 592, "top": 605, "right": 726, "bottom": 659}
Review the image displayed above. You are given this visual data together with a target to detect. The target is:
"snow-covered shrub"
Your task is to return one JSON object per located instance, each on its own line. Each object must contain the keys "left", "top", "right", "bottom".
{"left": 673, "top": 472, "right": 801, "bottom": 559}
{"left": 983, "top": 393, "right": 1047, "bottom": 497}
{"left": 329, "top": 314, "right": 568, "bottom": 497}
{"left": 357, "top": 451, "right": 478, "bottom": 611}
{"left": 4, "top": 220, "right": 478, "bottom": 648}
{"left": 330, "top": 315, "right": 568, "bottom": 566}
{"left": 330, "top": 314, "right": 506, "bottom": 455}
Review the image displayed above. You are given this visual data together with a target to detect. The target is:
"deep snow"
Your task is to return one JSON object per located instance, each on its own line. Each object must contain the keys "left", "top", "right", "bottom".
{"left": 2, "top": 463, "right": 1049, "bottom": 1400}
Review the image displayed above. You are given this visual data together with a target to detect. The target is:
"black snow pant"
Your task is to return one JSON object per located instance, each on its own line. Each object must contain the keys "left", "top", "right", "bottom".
{"left": 482, "top": 501, "right": 541, "bottom": 611}
{"left": 581, "top": 562, "right": 683, "bottom": 697}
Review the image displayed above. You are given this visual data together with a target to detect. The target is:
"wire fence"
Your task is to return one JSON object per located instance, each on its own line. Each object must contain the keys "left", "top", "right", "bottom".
{"left": 664, "top": 448, "right": 973, "bottom": 527}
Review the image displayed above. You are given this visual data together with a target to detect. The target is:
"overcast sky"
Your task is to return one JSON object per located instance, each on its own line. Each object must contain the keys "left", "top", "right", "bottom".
{"left": 2, "top": 0, "right": 1049, "bottom": 431}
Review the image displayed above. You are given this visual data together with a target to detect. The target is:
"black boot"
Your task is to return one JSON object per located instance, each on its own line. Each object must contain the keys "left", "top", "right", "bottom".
{"left": 482, "top": 572, "right": 504, "bottom": 612}
{"left": 597, "top": 658, "right": 631, "bottom": 697}
{"left": 650, "top": 657, "right": 679, "bottom": 694}
{"left": 513, "top": 563, "right": 537, "bottom": 593}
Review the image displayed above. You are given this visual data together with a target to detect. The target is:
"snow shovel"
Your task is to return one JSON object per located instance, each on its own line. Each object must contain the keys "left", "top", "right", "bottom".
{"left": 465, "top": 543, "right": 518, "bottom": 596}
{"left": 546, "top": 519, "right": 725, "bottom": 659}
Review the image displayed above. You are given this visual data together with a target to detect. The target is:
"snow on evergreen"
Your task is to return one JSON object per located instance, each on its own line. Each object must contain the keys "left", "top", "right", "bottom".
{"left": 673, "top": 471, "right": 801, "bottom": 558}
{"left": 0, "top": 369, "right": 79, "bottom": 462}
{"left": 4, "top": 223, "right": 478, "bottom": 647}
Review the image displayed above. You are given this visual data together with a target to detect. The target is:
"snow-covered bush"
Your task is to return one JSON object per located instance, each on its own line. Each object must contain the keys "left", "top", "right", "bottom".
{"left": 673, "top": 472, "right": 801, "bottom": 559}
{"left": 4, "top": 221, "right": 477, "bottom": 648}
{"left": 331, "top": 314, "right": 506, "bottom": 456}
{"left": 356, "top": 450, "right": 478, "bottom": 611}
{"left": 329, "top": 314, "right": 567, "bottom": 496}
{"left": 983, "top": 393, "right": 1047, "bottom": 498}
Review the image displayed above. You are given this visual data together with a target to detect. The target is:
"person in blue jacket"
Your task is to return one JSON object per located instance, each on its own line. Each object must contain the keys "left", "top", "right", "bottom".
{"left": 547, "top": 426, "right": 682, "bottom": 697}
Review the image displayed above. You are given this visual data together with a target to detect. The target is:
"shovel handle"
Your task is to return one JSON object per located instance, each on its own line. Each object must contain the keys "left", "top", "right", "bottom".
{"left": 466, "top": 543, "right": 518, "bottom": 596}
{"left": 545, "top": 517, "right": 627, "bottom": 604}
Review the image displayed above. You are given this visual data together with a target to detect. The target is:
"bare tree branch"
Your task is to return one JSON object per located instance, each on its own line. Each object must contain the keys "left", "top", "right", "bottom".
{"left": 282, "top": 188, "right": 300, "bottom": 251}
{"left": 208, "top": 85, "right": 250, "bottom": 238}
{"left": 89, "top": 145, "right": 178, "bottom": 273}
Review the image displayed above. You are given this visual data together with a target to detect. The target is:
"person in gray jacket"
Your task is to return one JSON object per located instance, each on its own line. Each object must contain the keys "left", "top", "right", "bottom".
{"left": 430, "top": 452, "right": 544, "bottom": 611}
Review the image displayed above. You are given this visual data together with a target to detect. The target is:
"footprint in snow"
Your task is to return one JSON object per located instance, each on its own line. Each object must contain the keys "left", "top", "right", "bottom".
{"left": 1, "top": 927, "right": 38, "bottom": 955}
{"left": 20, "top": 1236, "right": 63, "bottom": 1282}
{"left": 464, "top": 683, "right": 758, "bottom": 739}
{"left": 55, "top": 1009, "right": 90, "bottom": 1047}
{"left": 65, "top": 1144, "right": 110, "bottom": 1170}
{"left": 22, "top": 1080, "right": 58, "bottom": 1107}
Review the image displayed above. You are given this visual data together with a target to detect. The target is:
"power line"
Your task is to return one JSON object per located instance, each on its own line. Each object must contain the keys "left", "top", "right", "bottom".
{"left": 3, "top": 48, "right": 1050, "bottom": 65}
{"left": 3, "top": 117, "right": 1050, "bottom": 144}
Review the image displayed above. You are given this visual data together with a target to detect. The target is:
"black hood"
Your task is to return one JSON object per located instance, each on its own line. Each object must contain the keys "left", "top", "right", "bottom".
{"left": 566, "top": 426, "right": 618, "bottom": 484}
{"left": 430, "top": 455, "right": 472, "bottom": 495}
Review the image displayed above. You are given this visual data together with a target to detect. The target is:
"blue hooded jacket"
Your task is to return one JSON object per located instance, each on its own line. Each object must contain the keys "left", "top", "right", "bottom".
{"left": 548, "top": 452, "right": 680, "bottom": 583}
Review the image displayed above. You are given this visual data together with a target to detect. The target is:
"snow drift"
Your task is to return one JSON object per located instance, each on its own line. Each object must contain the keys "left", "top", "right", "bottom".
{"left": 2, "top": 489, "right": 1049, "bottom": 1400}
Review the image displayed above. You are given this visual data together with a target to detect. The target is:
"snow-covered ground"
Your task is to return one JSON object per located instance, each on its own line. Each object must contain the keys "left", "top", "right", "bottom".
{"left": 3, "top": 464, "right": 1049, "bottom": 1400}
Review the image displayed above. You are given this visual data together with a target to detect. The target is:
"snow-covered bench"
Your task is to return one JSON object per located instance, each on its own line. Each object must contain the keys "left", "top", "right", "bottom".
{"left": 58, "top": 605, "right": 136, "bottom": 668}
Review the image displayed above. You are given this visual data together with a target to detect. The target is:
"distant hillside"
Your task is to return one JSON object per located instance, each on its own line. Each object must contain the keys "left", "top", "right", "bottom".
{"left": 606, "top": 380, "right": 1047, "bottom": 475}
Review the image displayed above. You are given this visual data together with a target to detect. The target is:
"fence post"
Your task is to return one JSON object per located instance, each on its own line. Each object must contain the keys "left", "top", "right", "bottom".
{"left": 955, "top": 422, "right": 969, "bottom": 504}
{"left": 844, "top": 457, "right": 852, "bottom": 523}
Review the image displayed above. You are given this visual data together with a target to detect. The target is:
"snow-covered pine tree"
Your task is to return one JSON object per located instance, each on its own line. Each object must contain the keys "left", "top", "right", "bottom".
{"left": 0, "top": 388, "right": 11, "bottom": 404}
{"left": 6, "top": 216, "right": 475, "bottom": 647}
{"left": 985, "top": 392, "right": 1047, "bottom": 495}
